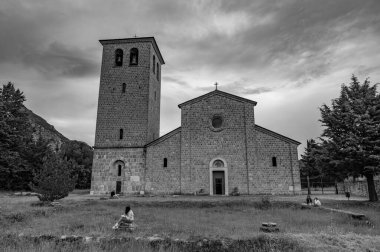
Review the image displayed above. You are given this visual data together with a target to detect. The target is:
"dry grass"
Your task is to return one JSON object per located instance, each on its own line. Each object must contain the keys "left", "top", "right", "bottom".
{"left": 0, "top": 192, "right": 379, "bottom": 251}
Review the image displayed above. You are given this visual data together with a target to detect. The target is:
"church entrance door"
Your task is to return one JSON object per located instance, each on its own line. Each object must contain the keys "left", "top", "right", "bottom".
{"left": 213, "top": 171, "right": 225, "bottom": 195}
{"left": 116, "top": 181, "right": 122, "bottom": 194}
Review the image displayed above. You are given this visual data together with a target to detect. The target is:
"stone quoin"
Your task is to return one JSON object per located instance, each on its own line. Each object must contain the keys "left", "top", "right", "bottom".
{"left": 90, "top": 36, "right": 301, "bottom": 196}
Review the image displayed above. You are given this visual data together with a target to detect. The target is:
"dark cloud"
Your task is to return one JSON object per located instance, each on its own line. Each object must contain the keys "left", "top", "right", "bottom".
{"left": 22, "top": 42, "right": 99, "bottom": 78}
{"left": 163, "top": 0, "right": 380, "bottom": 86}
{"left": 0, "top": 1, "right": 99, "bottom": 78}
{"left": 1, "top": 0, "right": 380, "bottom": 150}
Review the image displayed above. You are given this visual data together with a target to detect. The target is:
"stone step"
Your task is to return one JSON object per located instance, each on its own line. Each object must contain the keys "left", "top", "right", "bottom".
{"left": 320, "top": 206, "right": 366, "bottom": 220}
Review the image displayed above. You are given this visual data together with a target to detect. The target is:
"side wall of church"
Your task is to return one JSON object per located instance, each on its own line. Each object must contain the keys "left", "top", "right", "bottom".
{"left": 244, "top": 103, "right": 258, "bottom": 194}
{"left": 147, "top": 43, "right": 161, "bottom": 142}
{"left": 254, "top": 130, "right": 301, "bottom": 194}
{"left": 90, "top": 148, "right": 145, "bottom": 195}
{"left": 145, "top": 130, "right": 181, "bottom": 194}
{"left": 180, "top": 96, "right": 250, "bottom": 195}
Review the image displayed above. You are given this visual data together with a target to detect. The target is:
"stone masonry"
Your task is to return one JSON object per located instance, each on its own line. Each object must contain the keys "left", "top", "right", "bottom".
{"left": 91, "top": 36, "right": 301, "bottom": 195}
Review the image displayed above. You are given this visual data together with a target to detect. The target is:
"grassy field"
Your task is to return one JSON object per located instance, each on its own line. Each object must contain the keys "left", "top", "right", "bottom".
{"left": 0, "top": 191, "right": 379, "bottom": 251}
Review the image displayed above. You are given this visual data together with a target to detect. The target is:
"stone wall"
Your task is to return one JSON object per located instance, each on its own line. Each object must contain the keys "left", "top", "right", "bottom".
{"left": 94, "top": 40, "right": 160, "bottom": 148}
{"left": 180, "top": 95, "right": 252, "bottom": 195}
{"left": 90, "top": 148, "right": 145, "bottom": 195}
{"left": 145, "top": 128, "right": 181, "bottom": 194}
{"left": 337, "top": 176, "right": 380, "bottom": 197}
{"left": 255, "top": 127, "right": 301, "bottom": 194}
{"left": 147, "top": 43, "right": 161, "bottom": 142}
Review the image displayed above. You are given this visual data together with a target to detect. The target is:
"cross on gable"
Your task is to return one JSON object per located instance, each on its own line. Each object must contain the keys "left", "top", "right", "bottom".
{"left": 214, "top": 82, "right": 218, "bottom": 90}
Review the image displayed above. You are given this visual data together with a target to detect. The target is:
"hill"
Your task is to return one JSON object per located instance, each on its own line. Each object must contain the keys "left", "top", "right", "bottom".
{"left": 23, "top": 106, "right": 70, "bottom": 151}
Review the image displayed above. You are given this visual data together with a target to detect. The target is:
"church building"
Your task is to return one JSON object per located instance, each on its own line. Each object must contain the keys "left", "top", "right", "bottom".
{"left": 90, "top": 37, "right": 301, "bottom": 195}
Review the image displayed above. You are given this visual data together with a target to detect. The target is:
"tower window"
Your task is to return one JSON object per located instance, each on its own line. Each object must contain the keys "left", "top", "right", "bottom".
{"left": 154, "top": 91, "right": 156, "bottom": 101}
{"left": 272, "top": 157, "right": 277, "bottom": 167}
{"left": 156, "top": 63, "right": 159, "bottom": 79}
{"left": 153, "top": 55, "right": 156, "bottom": 73}
{"left": 163, "top": 158, "right": 168, "bottom": 167}
{"left": 118, "top": 165, "right": 122, "bottom": 176}
{"left": 119, "top": 129, "right": 123, "bottom": 140}
{"left": 122, "top": 83, "right": 126, "bottom": 93}
{"left": 130, "top": 48, "right": 138, "bottom": 65}
{"left": 115, "top": 49, "right": 123, "bottom": 66}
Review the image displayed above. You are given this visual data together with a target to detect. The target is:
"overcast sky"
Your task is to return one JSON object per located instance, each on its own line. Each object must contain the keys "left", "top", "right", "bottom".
{"left": 1, "top": 0, "right": 380, "bottom": 157}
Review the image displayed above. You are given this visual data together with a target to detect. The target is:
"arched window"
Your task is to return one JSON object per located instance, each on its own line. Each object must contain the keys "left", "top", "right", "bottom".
{"left": 272, "top": 157, "right": 277, "bottom": 167}
{"left": 118, "top": 165, "right": 122, "bottom": 176}
{"left": 119, "top": 129, "right": 123, "bottom": 140}
{"left": 115, "top": 49, "right": 123, "bottom": 66}
{"left": 153, "top": 55, "right": 156, "bottom": 73}
{"left": 156, "top": 63, "right": 159, "bottom": 79}
{"left": 163, "top": 158, "right": 168, "bottom": 167}
{"left": 130, "top": 48, "right": 138, "bottom": 65}
{"left": 114, "top": 161, "right": 125, "bottom": 177}
{"left": 122, "top": 83, "right": 126, "bottom": 93}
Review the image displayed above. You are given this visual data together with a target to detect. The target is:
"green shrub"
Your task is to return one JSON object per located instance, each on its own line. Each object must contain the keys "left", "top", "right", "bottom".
{"left": 30, "top": 152, "right": 76, "bottom": 202}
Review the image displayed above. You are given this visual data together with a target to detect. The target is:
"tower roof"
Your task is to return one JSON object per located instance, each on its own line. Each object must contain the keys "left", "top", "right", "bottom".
{"left": 178, "top": 89, "right": 257, "bottom": 108}
{"left": 99, "top": 37, "right": 165, "bottom": 64}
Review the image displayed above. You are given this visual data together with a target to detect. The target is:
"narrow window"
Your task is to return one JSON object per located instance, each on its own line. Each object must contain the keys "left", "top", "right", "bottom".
{"left": 154, "top": 91, "right": 156, "bottom": 101}
{"left": 163, "top": 158, "right": 168, "bottom": 167}
{"left": 130, "top": 48, "right": 138, "bottom": 65}
{"left": 122, "top": 83, "right": 126, "bottom": 93}
{"left": 156, "top": 63, "right": 159, "bottom": 79}
{"left": 118, "top": 165, "right": 122, "bottom": 176}
{"left": 272, "top": 157, "right": 277, "bottom": 167}
{"left": 119, "top": 129, "right": 123, "bottom": 140}
{"left": 153, "top": 55, "right": 156, "bottom": 73}
{"left": 115, "top": 49, "right": 123, "bottom": 66}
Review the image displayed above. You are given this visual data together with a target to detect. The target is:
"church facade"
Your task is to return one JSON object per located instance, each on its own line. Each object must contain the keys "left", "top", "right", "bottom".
{"left": 90, "top": 37, "right": 301, "bottom": 196}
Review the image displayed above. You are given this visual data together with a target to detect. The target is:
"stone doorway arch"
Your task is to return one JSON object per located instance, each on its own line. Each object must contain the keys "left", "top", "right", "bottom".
{"left": 209, "top": 158, "right": 228, "bottom": 196}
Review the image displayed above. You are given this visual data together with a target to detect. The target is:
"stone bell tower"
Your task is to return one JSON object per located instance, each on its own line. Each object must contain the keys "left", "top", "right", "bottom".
{"left": 91, "top": 37, "right": 165, "bottom": 195}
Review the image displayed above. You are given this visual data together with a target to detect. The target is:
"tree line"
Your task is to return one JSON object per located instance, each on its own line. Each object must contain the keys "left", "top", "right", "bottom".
{"left": 0, "top": 82, "right": 93, "bottom": 198}
{"left": 300, "top": 76, "right": 380, "bottom": 202}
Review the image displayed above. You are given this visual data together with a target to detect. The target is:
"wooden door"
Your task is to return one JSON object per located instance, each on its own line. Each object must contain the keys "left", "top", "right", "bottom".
{"left": 213, "top": 171, "right": 225, "bottom": 195}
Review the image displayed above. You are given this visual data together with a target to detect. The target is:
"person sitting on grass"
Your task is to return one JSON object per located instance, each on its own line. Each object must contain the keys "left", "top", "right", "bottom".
{"left": 313, "top": 197, "right": 321, "bottom": 207}
{"left": 112, "top": 206, "right": 135, "bottom": 231}
{"left": 306, "top": 194, "right": 312, "bottom": 205}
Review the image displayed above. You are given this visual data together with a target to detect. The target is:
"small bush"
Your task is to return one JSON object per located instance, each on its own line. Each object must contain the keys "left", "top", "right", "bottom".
{"left": 30, "top": 152, "right": 77, "bottom": 202}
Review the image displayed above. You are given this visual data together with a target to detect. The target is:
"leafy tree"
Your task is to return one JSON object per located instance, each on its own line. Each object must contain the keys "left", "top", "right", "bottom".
{"left": 0, "top": 83, "right": 34, "bottom": 190}
{"left": 300, "top": 139, "right": 318, "bottom": 194}
{"left": 30, "top": 151, "right": 77, "bottom": 201}
{"left": 301, "top": 139, "right": 340, "bottom": 194}
{"left": 22, "top": 136, "right": 51, "bottom": 179}
{"left": 61, "top": 140, "right": 93, "bottom": 189}
{"left": 320, "top": 75, "right": 380, "bottom": 201}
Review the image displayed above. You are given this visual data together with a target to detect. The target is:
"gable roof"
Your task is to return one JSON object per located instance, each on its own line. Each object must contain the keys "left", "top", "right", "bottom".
{"left": 255, "top": 125, "right": 301, "bottom": 145}
{"left": 145, "top": 127, "right": 181, "bottom": 147}
{"left": 99, "top": 37, "right": 165, "bottom": 64}
{"left": 178, "top": 90, "right": 257, "bottom": 108}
